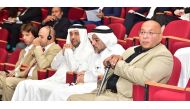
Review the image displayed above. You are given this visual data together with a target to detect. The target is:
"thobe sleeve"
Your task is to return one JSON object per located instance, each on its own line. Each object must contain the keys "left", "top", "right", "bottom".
{"left": 64, "top": 48, "right": 79, "bottom": 72}
{"left": 51, "top": 50, "right": 65, "bottom": 70}
{"left": 84, "top": 68, "right": 105, "bottom": 83}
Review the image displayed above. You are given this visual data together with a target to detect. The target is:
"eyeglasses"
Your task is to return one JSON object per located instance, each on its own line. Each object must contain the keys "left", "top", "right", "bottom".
{"left": 139, "top": 31, "right": 161, "bottom": 36}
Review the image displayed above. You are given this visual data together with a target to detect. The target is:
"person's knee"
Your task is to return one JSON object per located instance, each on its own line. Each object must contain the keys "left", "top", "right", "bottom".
{"left": 67, "top": 94, "right": 78, "bottom": 101}
{"left": 5, "top": 77, "right": 16, "bottom": 88}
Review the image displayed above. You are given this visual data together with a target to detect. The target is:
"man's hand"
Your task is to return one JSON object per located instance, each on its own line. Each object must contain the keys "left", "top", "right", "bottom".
{"left": 97, "top": 10, "right": 104, "bottom": 18}
{"left": 103, "top": 55, "right": 123, "bottom": 69}
{"left": 128, "top": 9, "right": 135, "bottom": 13}
{"left": 43, "top": 15, "right": 57, "bottom": 23}
{"left": 76, "top": 71, "right": 85, "bottom": 83}
{"left": 19, "top": 64, "right": 28, "bottom": 72}
{"left": 62, "top": 44, "right": 73, "bottom": 54}
{"left": 32, "top": 37, "right": 41, "bottom": 46}
{"left": 174, "top": 9, "right": 185, "bottom": 16}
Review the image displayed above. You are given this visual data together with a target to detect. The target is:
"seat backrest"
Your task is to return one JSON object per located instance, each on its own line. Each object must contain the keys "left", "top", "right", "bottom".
{"left": 85, "top": 24, "right": 96, "bottom": 33}
{"left": 108, "top": 23, "right": 126, "bottom": 40}
{"left": 68, "top": 7, "right": 85, "bottom": 20}
{"left": 186, "top": 79, "right": 190, "bottom": 87}
{"left": 0, "top": 9, "right": 9, "bottom": 23}
{"left": 163, "top": 20, "right": 190, "bottom": 38}
{"left": 0, "top": 48, "right": 8, "bottom": 63}
{"left": 0, "top": 28, "right": 9, "bottom": 41}
{"left": 128, "top": 21, "right": 144, "bottom": 38}
{"left": 167, "top": 56, "right": 181, "bottom": 85}
{"left": 7, "top": 48, "right": 21, "bottom": 64}
{"left": 41, "top": 8, "right": 48, "bottom": 20}
{"left": 163, "top": 20, "right": 190, "bottom": 54}
{"left": 120, "top": 7, "right": 126, "bottom": 18}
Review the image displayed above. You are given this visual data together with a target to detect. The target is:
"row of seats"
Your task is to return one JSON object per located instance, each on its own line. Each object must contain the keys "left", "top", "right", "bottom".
{"left": 1, "top": 19, "right": 190, "bottom": 54}
{"left": 0, "top": 41, "right": 188, "bottom": 101}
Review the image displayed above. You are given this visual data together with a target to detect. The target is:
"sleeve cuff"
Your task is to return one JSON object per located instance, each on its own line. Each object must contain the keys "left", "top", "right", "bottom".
{"left": 114, "top": 60, "right": 126, "bottom": 76}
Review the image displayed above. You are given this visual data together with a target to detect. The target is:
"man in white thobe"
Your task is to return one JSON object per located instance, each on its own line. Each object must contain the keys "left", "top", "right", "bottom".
{"left": 47, "top": 25, "right": 125, "bottom": 100}
{"left": 12, "top": 24, "right": 94, "bottom": 100}
{"left": 174, "top": 47, "right": 190, "bottom": 88}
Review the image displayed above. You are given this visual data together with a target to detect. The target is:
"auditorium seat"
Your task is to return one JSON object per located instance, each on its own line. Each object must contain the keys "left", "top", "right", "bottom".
{"left": 162, "top": 20, "right": 190, "bottom": 54}
{"left": 0, "top": 48, "right": 21, "bottom": 71}
{"left": 133, "top": 56, "right": 181, "bottom": 101}
{"left": 68, "top": 7, "right": 85, "bottom": 21}
{"left": 0, "top": 28, "right": 8, "bottom": 49}
{"left": 85, "top": 24, "right": 96, "bottom": 33}
{"left": 108, "top": 23, "right": 126, "bottom": 40}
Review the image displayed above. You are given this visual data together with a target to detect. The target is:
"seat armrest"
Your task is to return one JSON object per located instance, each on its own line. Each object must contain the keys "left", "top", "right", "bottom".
{"left": 145, "top": 81, "right": 186, "bottom": 101}
{"left": 37, "top": 69, "right": 47, "bottom": 80}
{"left": 47, "top": 68, "right": 56, "bottom": 78}
{"left": 4, "top": 63, "right": 15, "bottom": 70}
{"left": 66, "top": 71, "right": 78, "bottom": 84}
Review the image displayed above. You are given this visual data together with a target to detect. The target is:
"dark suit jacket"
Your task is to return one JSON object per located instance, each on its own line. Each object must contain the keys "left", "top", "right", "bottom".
{"left": 103, "top": 7, "right": 121, "bottom": 17}
{"left": 153, "top": 7, "right": 177, "bottom": 16}
{"left": 185, "top": 7, "right": 190, "bottom": 13}
{"left": 42, "top": 17, "right": 71, "bottom": 39}
{"left": 19, "top": 7, "right": 42, "bottom": 23}
{"left": 135, "top": 7, "right": 151, "bottom": 14}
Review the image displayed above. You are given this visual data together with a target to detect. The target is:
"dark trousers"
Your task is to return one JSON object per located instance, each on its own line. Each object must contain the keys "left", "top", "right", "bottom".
{"left": 2, "top": 23, "right": 22, "bottom": 48}
{"left": 124, "top": 13, "right": 147, "bottom": 35}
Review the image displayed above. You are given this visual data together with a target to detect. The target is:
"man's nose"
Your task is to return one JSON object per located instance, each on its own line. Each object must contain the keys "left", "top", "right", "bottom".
{"left": 70, "top": 35, "right": 74, "bottom": 39}
{"left": 142, "top": 33, "right": 148, "bottom": 39}
{"left": 91, "top": 40, "right": 96, "bottom": 45}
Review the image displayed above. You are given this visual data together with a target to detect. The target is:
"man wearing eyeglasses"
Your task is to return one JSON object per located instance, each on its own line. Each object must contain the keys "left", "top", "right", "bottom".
{"left": 68, "top": 20, "right": 173, "bottom": 101}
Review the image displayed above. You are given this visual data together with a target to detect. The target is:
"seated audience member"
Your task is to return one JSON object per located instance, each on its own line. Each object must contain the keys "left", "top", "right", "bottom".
{"left": 1, "top": 7, "right": 42, "bottom": 52}
{"left": 0, "top": 22, "right": 38, "bottom": 100}
{"left": 174, "top": 7, "right": 190, "bottom": 21}
{"left": 151, "top": 7, "right": 180, "bottom": 27}
{"left": 46, "top": 26, "right": 125, "bottom": 100}
{"left": 82, "top": 7, "right": 121, "bottom": 26}
{"left": 125, "top": 7, "right": 180, "bottom": 36}
{"left": 0, "top": 26, "right": 61, "bottom": 101}
{"left": 124, "top": 7, "right": 150, "bottom": 35}
{"left": 46, "top": 7, "right": 70, "bottom": 18}
{"left": 42, "top": 7, "right": 71, "bottom": 39}
{"left": 174, "top": 47, "right": 190, "bottom": 88}
{"left": 12, "top": 24, "right": 94, "bottom": 100}
{"left": 68, "top": 20, "right": 173, "bottom": 101}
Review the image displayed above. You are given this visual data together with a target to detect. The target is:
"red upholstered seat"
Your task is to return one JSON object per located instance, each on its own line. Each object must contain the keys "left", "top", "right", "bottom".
{"left": 108, "top": 23, "right": 126, "bottom": 40}
{"left": 68, "top": 7, "right": 85, "bottom": 21}
{"left": 0, "top": 28, "right": 9, "bottom": 49}
{"left": 56, "top": 38, "right": 66, "bottom": 48}
{"left": 133, "top": 56, "right": 182, "bottom": 101}
{"left": 0, "top": 48, "right": 8, "bottom": 63}
{"left": 162, "top": 20, "right": 190, "bottom": 54}
{"left": 0, "top": 48, "right": 21, "bottom": 71}
{"left": 149, "top": 86, "right": 186, "bottom": 101}
{"left": 167, "top": 56, "right": 181, "bottom": 85}
{"left": 128, "top": 21, "right": 144, "bottom": 38}
{"left": 126, "top": 21, "right": 144, "bottom": 47}
{"left": 41, "top": 8, "right": 48, "bottom": 20}
{"left": 85, "top": 24, "right": 96, "bottom": 33}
